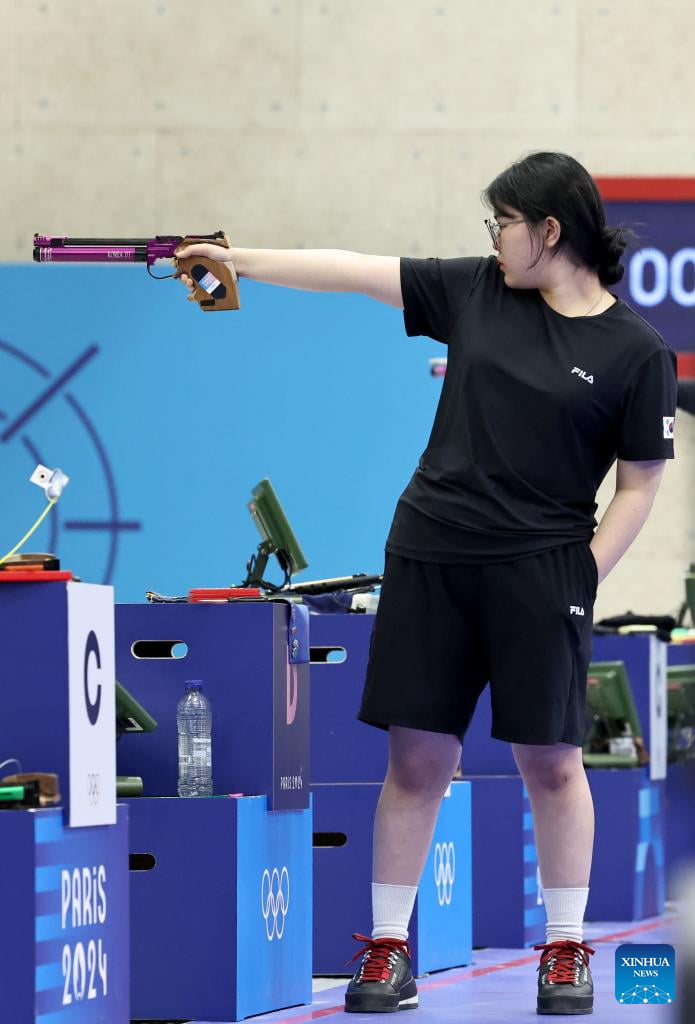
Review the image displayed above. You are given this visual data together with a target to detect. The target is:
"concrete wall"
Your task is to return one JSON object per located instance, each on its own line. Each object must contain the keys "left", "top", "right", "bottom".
{"left": 2, "top": 0, "right": 693, "bottom": 616}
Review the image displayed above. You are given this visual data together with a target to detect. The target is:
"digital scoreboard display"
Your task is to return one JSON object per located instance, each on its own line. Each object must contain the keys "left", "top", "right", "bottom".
{"left": 599, "top": 178, "right": 695, "bottom": 358}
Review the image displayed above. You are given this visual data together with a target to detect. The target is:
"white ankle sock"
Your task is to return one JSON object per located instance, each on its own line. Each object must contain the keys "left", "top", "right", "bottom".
{"left": 372, "top": 882, "right": 418, "bottom": 941}
{"left": 542, "top": 886, "right": 590, "bottom": 944}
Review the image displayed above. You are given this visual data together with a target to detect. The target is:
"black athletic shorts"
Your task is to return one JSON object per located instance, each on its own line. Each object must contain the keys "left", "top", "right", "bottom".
{"left": 358, "top": 541, "right": 598, "bottom": 747}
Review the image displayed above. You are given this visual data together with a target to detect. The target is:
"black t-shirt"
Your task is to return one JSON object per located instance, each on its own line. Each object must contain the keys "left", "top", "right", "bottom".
{"left": 385, "top": 255, "right": 678, "bottom": 563}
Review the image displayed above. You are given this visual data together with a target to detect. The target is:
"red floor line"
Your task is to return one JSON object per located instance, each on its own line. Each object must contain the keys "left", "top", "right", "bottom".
{"left": 416, "top": 952, "right": 539, "bottom": 993}
{"left": 589, "top": 915, "right": 677, "bottom": 944}
{"left": 267, "top": 916, "right": 675, "bottom": 1023}
{"left": 270, "top": 1006, "right": 344, "bottom": 1023}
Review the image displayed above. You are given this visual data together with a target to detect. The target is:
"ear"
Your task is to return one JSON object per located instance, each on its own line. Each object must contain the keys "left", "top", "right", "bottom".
{"left": 544, "top": 216, "right": 562, "bottom": 249}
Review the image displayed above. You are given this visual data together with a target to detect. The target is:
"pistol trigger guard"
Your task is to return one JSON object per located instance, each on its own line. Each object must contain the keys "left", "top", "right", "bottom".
{"left": 146, "top": 263, "right": 176, "bottom": 280}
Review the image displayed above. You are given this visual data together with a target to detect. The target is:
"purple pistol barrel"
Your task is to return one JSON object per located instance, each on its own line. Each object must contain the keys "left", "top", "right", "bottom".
{"left": 34, "top": 244, "right": 141, "bottom": 263}
{"left": 32, "top": 235, "right": 183, "bottom": 266}
{"left": 33, "top": 232, "right": 226, "bottom": 266}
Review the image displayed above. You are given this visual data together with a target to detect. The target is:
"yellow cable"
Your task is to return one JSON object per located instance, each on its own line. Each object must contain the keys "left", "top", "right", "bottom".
{"left": 0, "top": 500, "right": 57, "bottom": 565}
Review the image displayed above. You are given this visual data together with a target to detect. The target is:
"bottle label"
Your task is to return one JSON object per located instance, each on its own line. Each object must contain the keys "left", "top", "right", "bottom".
{"left": 192, "top": 737, "right": 212, "bottom": 769}
{"left": 177, "top": 736, "right": 191, "bottom": 768}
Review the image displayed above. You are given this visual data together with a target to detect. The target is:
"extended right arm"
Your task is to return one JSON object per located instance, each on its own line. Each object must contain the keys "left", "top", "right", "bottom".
{"left": 176, "top": 243, "right": 403, "bottom": 309}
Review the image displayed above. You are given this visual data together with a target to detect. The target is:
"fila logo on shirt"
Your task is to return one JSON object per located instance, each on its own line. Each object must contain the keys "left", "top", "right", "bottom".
{"left": 570, "top": 605, "right": 585, "bottom": 617}
{"left": 663, "top": 416, "right": 675, "bottom": 439}
{"left": 571, "top": 366, "right": 594, "bottom": 384}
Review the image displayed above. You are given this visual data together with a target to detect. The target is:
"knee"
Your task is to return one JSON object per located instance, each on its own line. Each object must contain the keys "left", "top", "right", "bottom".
{"left": 514, "top": 747, "right": 584, "bottom": 794}
{"left": 526, "top": 762, "right": 575, "bottom": 793}
{"left": 387, "top": 735, "right": 461, "bottom": 796}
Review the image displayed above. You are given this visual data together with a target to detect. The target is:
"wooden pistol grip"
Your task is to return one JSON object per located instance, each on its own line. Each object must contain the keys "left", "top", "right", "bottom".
{"left": 174, "top": 233, "right": 240, "bottom": 312}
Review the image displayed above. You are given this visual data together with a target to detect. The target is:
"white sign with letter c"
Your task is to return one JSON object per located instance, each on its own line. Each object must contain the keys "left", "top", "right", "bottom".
{"left": 67, "top": 582, "right": 116, "bottom": 827}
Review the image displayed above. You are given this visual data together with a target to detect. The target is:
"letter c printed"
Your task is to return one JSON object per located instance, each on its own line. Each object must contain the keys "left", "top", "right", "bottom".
{"left": 84, "top": 631, "right": 102, "bottom": 725}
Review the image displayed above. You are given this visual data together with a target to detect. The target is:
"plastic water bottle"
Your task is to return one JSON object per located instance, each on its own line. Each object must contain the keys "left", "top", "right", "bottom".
{"left": 177, "top": 680, "right": 213, "bottom": 797}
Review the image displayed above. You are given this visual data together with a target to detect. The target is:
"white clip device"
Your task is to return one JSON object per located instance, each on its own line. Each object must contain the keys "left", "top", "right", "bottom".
{"left": 29, "top": 464, "right": 70, "bottom": 501}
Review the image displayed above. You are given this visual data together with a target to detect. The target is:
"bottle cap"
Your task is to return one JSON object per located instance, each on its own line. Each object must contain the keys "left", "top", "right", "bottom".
{"left": 185, "top": 680, "right": 202, "bottom": 690}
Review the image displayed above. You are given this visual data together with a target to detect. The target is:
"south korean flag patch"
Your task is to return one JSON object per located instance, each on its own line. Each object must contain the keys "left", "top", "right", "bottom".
{"left": 663, "top": 416, "right": 675, "bottom": 440}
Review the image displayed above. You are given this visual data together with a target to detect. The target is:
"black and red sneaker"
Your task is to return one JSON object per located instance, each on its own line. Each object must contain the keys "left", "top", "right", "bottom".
{"left": 344, "top": 933, "right": 418, "bottom": 1013}
{"left": 534, "top": 939, "right": 596, "bottom": 1015}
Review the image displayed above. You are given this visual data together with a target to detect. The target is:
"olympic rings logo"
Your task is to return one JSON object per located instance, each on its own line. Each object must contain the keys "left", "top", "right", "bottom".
{"left": 261, "top": 866, "right": 290, "bottom": 941}
{"left": 86, "top": 773, "right": 101, "bottom": 806}
{"left": 433, "top": 841, "right": 455, "bottom": 906}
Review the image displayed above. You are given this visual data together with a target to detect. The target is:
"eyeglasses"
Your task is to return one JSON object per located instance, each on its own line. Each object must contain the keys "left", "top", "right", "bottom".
{"left": 485, "top": 217, "right": 525, "bottom": 248}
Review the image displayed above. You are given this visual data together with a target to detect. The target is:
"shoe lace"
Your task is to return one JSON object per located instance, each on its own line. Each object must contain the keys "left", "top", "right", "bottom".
{"left": 347, "top": 933, "right": 410, "bottom": 982}
{"left": 533, "top": 940, "right": 596, "bottom": 984}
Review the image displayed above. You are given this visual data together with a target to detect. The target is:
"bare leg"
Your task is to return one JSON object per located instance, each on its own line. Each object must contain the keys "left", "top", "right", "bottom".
{"left": 512, "top": 742, "right": 594, "bottom": 887}
{"left": 373, "top": 725, "right": 462, "bottom": 885}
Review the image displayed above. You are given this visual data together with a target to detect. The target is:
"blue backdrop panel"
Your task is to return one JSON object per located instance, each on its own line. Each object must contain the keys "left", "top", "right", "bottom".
{"left": 127, "top": 795, "right": 312, "bottom": 1022}
{"left": 311, "top": 780, "right": 472, "bottom": 976}
{"left": 1, "top": 256, "right": 687, "bottom": 602}
{"left": 0, "top": 805, "right": 129, "bottom": 1024}
{"left": 0, "top": 264, "right": 441, "bottom": 599}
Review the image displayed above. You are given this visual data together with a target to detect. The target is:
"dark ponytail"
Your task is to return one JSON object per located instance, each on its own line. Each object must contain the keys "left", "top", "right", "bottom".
{"left": 595, "top": 225, "right": 629, "bottom": 285}
{"left": 483, "top": 152, "right": 635, "bottom": 284}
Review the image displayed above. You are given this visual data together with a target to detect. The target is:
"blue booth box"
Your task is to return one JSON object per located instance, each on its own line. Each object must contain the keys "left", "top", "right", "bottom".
{"left": 585, "top": 768, "right": 665, "bottom": 921}
{"left": 668, "top": 644, "right": 695, "bottom": 667}
{"left": 312, "top": 781, "right": 472, "bottom": 976}
{"left": 466, "top": 770, "right": 665, "bottom": 946}
{"left": 0, "top": 580, "right": 118, "bottom": 828}
{"left": 464, "top": 776, "right": 545, "bottom": 949}
{"left": 664, "top": 651, "right": 695, "bottom": 893}
{"left": 127, "top": 795, "right": 312, "bottom": 1023}
{"left": 115, "top": 601, "right": 309, "bottom": 811}
{"left": 309, "top": 613, "right": 387, "bottom": 784}
{"left": 664, "top": 760, "right": 695, "bottom": 895}
{"left": 0, "top": 804, "right": 129, "bottom": 1024}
